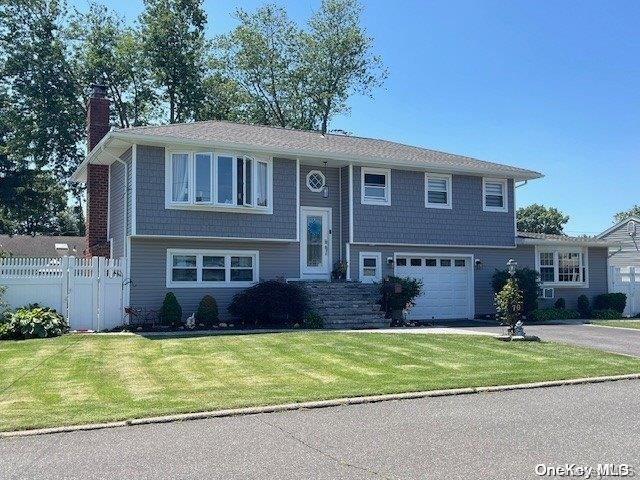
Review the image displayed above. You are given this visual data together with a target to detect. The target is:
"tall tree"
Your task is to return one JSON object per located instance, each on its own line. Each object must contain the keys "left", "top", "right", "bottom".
{"left": 517, "top": 204, "right": 569, "bottom": 235}
{"left": 140, "top": 0, "right": 208, "bottom": 123}
{"left": 302, "top": 0, "right": 387, "bottom": 133}
{"left": 614, "top": 205, "right": 640, "bottom": 223}
{"left": 71, "top": 3, "right": 157, "bottom": 128}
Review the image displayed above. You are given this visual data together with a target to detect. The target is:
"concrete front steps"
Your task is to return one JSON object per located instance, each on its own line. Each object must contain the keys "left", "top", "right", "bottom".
{"left": 302, "top": 281, "right": 389, "bottom": 329}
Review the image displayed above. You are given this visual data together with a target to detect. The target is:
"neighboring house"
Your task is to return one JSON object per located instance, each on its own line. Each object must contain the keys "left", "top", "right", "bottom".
{"left": 597, "top": 216, "right": 640, "bottom": 269}
{"left": 0, "top": 235, "right": 83, "bottom": 258}
{"left": 71, "top": 85, "right": 613, "bottom": 322}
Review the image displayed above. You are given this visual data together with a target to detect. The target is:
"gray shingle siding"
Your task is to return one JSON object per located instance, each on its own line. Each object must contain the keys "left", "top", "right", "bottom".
{"left": 599, "top": 220, "right": 640, "bottom": 268}
{"left": 352, "top": 167, "right": 515, "bottom": 246}
{"left": 134, "top": 145, "right": 297, "bottom": 239}
{"left": 340, "top": 166, "right": 350, "bottom": 259}
{"left": 129, "top": 238, "right": 300, "bottom": 320}
{"left": 349, "top": 244, "right": 608, "bottom": 316}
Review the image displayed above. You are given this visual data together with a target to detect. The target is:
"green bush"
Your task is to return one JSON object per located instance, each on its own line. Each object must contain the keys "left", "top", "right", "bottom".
{"left": 492, "top": 268, "right": 540, "bottom": 315}
{"left": 554, "top": 297, "right": 566, "bottom": 309}
{"left": 195, "top": 295, "right": 219, "bottom": 327}
{"left": 159, "top": 292, "right": 182, "bottom": 326}
{"left": 577, "top": 295, "right": 591, "bottom": 319}
{"left": 1, "top": 305, "right": 68, "bottom": 339}
{"left": 592, "top": 309, "right": 622, "bottom": 320}
{"left": 530, "top": 308, "right": 580, "bottom": 322}
{"left": 303, "top": 312, "right": 324, "bottom": 329}
{"left": 228, "top": 280, "right": 309, "bottom": 328}
{"left": 593, "top": 293, "right": 626, "bottom": 314}
{"left": 379, "top": 276, "right": 423, "bottom": 325}
{"left": 494, "top": 277, "right": 524, "bottom": 333}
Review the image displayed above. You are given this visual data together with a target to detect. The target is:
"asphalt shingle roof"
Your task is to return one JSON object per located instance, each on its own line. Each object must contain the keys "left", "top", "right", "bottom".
{"left": 0, "top": 236, "right": 84, "bottom": 258}
{"left": 517, "top": 231, "right": 608, "bottom": 244}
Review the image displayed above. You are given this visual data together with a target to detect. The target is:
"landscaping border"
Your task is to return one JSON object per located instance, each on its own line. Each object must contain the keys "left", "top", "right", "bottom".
{"left": 2, "top": 373, "right": 639, "bottom": 438}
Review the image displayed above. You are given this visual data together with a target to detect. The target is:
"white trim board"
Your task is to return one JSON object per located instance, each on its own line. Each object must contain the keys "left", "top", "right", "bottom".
{"left": 132, "top": 234, "right": 298, "bottom": 243}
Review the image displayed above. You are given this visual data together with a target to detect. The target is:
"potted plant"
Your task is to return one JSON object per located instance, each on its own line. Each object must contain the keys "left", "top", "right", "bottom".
{"left": 331, "top": 261, "right": 348, "bottom": 281}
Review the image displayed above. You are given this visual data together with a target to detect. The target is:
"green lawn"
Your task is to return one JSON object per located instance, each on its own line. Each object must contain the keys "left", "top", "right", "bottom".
{"left": 1, "top": 332, "right": 639, "bottom": 432}
{"left": 591, "top": 320, "right": 640, "bottom": 330}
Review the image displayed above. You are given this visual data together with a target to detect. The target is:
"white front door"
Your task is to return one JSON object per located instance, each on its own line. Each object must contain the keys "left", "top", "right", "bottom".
{"left": 300, "top": 207, "right": 331, "bottom": 279}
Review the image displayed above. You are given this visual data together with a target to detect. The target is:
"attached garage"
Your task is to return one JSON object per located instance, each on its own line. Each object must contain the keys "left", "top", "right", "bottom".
{"left": 394, "top": 254, "right": 474, "bottom": 320}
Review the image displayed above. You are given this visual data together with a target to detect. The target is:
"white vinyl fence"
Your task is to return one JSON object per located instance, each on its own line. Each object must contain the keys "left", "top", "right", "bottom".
{"left": 0, "top": 256, "right": 126, "bottom": 331}
{"left": 609, "top": 266, "right": 640, "bottom": 317}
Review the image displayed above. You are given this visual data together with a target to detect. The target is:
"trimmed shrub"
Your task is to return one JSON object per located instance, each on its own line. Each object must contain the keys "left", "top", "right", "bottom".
{"left": 159, "top": 292, "right": 182, "bottom": 326}
{"left": 492, "top": 268, "right": 540, "bottom": 315}
{"left": 228, "top": 280, "right": 309, "bottom": 328}
{"left": 1, "top": 305, "right": 68, "bottom": 339}
{"left": 530, "top": 308, "right": 580, "bottom": 322}
{"left": 554, "top": 297, "right": 566, "bottom": 309}
{"left": 304, "top": 312, "right": 324, "bottom": 329}
{"left": 592, "top": 309, "right": 622, "bottom": 320}
{"left": 577, "top": 295, "right": 591, "bottom": 319}
{"left": 379, "top": 276, "right": 423, "bottom": 325}
{"left": 593, "top": 293, "right": 626, "bottom": 314}
{"left": 494, "top": 277, "right": 524, "bottom": 334}
{"left": 195, "top": 295, "right": 219, "bottom": 327}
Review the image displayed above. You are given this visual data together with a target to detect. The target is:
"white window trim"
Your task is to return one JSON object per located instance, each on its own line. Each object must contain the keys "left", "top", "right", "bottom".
{"left": 361, "top": 167, "right": 391, "bottom": 206}
{"left": 305, "top": 170, "right": 326, "bottom": 193}
{"left": 166, "top": 248, "right": 259, "bottom": 288}
{"left": 482, "top": 178, "right": 508, "bottom": 213}
{"left": 425, "top": 173, "right": 452, "bottom": 209}
{"left": 359, "top": 252, "right": 382, "bottom": 283}
{"left": 535, "top": 246, "right": 589, "bottom": 288}
{"left": 164, "top": 150, "right": 273, "bottom": 214}
{"left": 539, "top": 287, "right": 555, "bottom": 299}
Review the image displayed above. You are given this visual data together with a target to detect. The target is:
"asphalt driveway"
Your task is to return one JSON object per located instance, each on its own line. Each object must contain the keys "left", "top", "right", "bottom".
{"left": 1, "top": 380, "right": 638, "bottom": 480}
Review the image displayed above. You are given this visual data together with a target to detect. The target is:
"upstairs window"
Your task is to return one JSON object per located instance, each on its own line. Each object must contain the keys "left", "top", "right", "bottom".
{"left": 425, "top": 173, "right": 452, "bottom": 209}
{"left": 483, "top": 178, "right": 508, "bottom": 212}
{"left": 167, "top": 151, "right": 271, "bottom": 212}
{"left": 536, "top": 248, "right": 588, "bottom": 286}
{"left": 361, "top": 167, "right": 391, "bottom": 206}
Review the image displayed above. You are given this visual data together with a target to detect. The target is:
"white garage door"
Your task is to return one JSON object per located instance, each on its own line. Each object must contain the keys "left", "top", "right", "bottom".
{"left": 395, "top": 255, "right": 473, "bottom": 320}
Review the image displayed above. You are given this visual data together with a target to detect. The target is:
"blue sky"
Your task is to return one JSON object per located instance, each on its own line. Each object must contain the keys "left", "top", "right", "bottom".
{"left": 70, "top": 0, "right": 640, "bottom": 235}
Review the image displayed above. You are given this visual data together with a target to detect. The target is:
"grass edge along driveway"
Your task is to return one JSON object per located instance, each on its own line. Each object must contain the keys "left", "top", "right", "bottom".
{"left": 1, "top": 332, "right": 639, "bottom": 432}
{"left": 591, "top": 320, "right": 640, "bottom": 330}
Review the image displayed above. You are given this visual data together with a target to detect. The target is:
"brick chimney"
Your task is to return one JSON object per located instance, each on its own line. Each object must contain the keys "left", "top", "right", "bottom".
{"left": 85, "top": 84, "right": 111, "bottom": 258}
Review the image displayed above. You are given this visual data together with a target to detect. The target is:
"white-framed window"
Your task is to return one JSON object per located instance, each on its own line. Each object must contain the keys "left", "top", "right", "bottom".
{"left": 166, "top": 151, "right": 272, "bottom": 214}
{"left": 359, "top": 252, "right": 382, "bottom": 283}
{"left": 482, "top": 178, "right": 508, "bottom": 212}
{"left": 535, "top": 247, "right": 588, "bottom": 287}
{"left": 361, "top": 167, "right": 391, "bottom": 206}
{"left": 306, "top": 170, "right": 326, "bottom": 193}
{"left": 166, "top": 249, "right": 259, "bottom": 288}
{"left": 425, "top": 173, "right": 452, "bottom": 209}
{"left": 539, "top": 287, "right": 555, "bottom": 299}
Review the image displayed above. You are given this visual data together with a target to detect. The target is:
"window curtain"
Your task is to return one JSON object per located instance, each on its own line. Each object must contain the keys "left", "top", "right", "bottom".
{"left": 172, "top": 154, "right": 189, "bottom": 202}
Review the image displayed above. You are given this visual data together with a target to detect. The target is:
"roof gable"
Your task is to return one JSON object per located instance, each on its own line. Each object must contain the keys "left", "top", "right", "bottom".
{"left": 597, "top": 216, "right": 640, "bottom": 239}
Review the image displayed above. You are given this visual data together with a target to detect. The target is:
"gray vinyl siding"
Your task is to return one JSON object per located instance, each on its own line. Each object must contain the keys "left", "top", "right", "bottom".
{"left": 134, "top": 145, "right": 297, "bottom": 239}
{"left": 349, "top": 244, "right": 609, "bottom": 316}
{"left": 129, "top": 238, "right": 300, "bottom": 321}
{"left": 352, "top": 167, "right": 515, "bottom": 247}
{"left": 299, "top": 165, "right": 340, "bottom": 265}
{"left": 599, "top": 220, "right": 640, "bottom": 269}
{"left": 340, "top": 166, "right": 350, "bottom": 260}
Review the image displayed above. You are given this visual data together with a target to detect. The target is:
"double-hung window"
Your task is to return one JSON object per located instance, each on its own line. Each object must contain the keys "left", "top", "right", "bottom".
{"left": 167, "top": 249, "right": 259, "bottom": 287}
{"left": 536, "top": 247, "right": 588, "bottom": 286}
{"left": 361, "top": 167, "right": 391, "bottom": 205}
{"left": 167, "top": 151, "right": 271, "bottom": 213}
{"left": 483, "top": 178, "right": 508, "bottom": 212}
{"left": 425, "top": 173, "right": 452, "bottom": 208}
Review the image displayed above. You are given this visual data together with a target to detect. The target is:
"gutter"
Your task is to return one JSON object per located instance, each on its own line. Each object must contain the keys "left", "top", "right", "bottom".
{"left": 516, "top": 238, "right": 617, "bottom": 248}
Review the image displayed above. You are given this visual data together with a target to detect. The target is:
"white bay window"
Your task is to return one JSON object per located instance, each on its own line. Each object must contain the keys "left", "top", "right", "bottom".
{"left": 535, "top": 247, "right": 588, "bottom": 287}
{"left": 167, "top": 249, "right": 259, "bottom": 288}
{"left": 166, "top": 151, "right": 272, "bottom": 213}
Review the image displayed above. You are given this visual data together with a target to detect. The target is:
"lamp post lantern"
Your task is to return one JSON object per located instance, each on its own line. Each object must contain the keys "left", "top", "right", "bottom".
{"left": 507, "top": 258, "right": 517, "bottom": 276}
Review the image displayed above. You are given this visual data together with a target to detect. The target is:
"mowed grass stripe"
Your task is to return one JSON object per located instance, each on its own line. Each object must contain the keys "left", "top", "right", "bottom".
{"left": 1, "top": 332, "right": 639, "bottom": 432}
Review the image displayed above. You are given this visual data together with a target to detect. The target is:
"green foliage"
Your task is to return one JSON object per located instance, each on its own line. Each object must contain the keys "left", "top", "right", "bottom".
{"left": 592, "top": 309, "right": 622, "bottom": 320}
{"left": 379, "top": 276, "right": 423, "bottom": 323}
{"left": 577, "top": 295, "right": 591, "bottom": 319}
{"left": 331, "top": 261, "right": 347, "bottom": 280}
{"left": 303, "top": 312, "right": 324, "bottom": 329}
{"left": 494, "top": 277, "right": 524, "bottom": 330}
{"left": 159, "top": 292, "right": 183, "bottom": 326}
{"left": 554, "top": 297, "right": 566, "bottom": 309}
{"left": 614, "top": 205, "right": 640, "bottom": 223}
{"left": 492, "top": 268, "right": 540, "bottom": 315}
{"left": 1, "top": 305, "right": 68, "bottom": 340}
{"left": 228, "top": 280, "right": 309, "bottom": 328}
{"left": 195, "top": 295, "right": 218, "bottom": 327}
{"left": 593, "top": 293, "right": 626, "bottom": 314}
{"left": 530, "top": 308, "right": 581, "bottom": 322}
{"left": 516, "top": 204, "right": 569, "bottom": 235}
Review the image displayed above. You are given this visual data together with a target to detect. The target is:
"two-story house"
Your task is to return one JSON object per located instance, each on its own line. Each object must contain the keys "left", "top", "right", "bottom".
{"left": 72, "top": 86, "right": 612, "bottom": 324}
